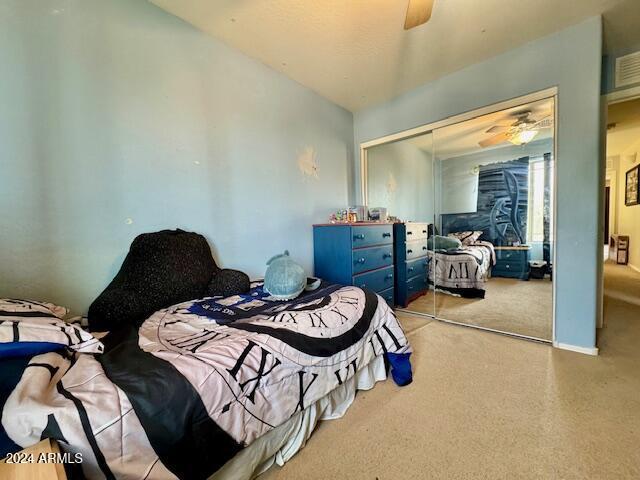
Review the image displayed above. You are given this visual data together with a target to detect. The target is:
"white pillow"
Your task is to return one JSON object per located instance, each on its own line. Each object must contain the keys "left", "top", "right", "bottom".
{"left": 448, "top": 231, "right": 483, "bottom": 246}
{"left": 0, "top": 299, "right": 104, "bottom": 355}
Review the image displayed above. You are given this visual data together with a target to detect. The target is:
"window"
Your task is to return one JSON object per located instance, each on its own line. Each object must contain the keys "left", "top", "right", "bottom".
{"left": 527, "top": 156, "right": 553, "bottom": 243}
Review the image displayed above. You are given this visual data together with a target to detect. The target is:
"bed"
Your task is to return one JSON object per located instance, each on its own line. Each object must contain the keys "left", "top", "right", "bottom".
{"left": 427, "top": 241, "right": 495, "bottom": 298}
{"left": 1, "top": 281, "right": 411, "bottom": 479}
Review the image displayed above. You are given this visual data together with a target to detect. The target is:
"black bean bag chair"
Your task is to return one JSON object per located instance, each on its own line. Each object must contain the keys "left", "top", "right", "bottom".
{"left": 88, "top": 229, "right": 249, "bottom": 331}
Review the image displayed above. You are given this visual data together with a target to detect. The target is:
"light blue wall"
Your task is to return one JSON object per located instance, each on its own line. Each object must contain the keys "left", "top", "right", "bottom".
{"left": 0, "top": 0, "right": 353, "bottom": 314}
{"left": 367, "top": 139, "right": 433, "bottom": 222}
{"left": 354, "top": 18, "right": 603, "bottom": 349}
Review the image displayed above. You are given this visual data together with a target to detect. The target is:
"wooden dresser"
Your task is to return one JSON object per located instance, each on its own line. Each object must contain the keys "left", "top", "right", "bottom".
{"left": 394, "top": 222, "right": 430, "bottom": 307}
{"left": 493, "top": 246, "right": 531, "bottom": 280}
{"left": 313, "top": 223, "right": 395, "bottom": 305}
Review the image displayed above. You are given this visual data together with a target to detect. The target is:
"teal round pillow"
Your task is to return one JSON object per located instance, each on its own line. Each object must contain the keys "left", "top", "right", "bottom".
{"left": 264, "top": 251, "right": 306, "bottom": 300}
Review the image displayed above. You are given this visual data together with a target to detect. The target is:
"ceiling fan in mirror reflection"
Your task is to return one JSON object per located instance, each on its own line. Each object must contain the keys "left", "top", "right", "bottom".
{"left": 479, "top": 110, "right": 554, "bottom": 148}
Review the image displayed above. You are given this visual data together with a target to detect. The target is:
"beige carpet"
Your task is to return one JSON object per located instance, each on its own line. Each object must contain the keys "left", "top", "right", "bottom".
{"left": 261, "top": 263, "right": 640, "bottom": 479}
{"left": 406, "top": 276, "right": 553, "bottom": 340}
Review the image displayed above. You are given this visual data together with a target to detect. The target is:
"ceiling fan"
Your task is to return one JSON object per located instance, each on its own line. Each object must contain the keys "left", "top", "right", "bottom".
{"left": 404, "top": 0, "right": 435, "bottom": 30}
{"left": 479, "top": 111, "right": 554, "bottom": 148}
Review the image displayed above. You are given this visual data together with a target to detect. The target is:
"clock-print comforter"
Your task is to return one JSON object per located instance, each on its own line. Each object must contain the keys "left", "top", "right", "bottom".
{"left": 1, "top": 282, "right": 412, "bottom": 480}
{"left": 428, "top": 241, "right": 495, "bottom": 298}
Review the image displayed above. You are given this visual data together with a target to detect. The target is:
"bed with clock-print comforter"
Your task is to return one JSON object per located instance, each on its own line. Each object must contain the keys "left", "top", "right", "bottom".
{"left": 2, "top": 281, "right": 412, "bottom": 480}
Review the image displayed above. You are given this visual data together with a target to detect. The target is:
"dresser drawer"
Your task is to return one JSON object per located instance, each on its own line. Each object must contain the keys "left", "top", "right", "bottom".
{"left": 405, "top": 223, "right": 430, "bottom": 240}
{"left": 378, "top": 287, "right": 395, "bottom": 306}
{"left": 494, "top": 261, "right": 527, "bottom": 273}
{"left": 406, "top": 275, "right": 428, "bottom": 295}
{"left": 405, "top": 239, "right": 429, "bottom": 260}
{"left": 406, "top": 256, "right": 429, "bottom": 279}
{"left": 353, "top": 266, "right": 394, "bottom": 292}
{"left": 352, "top": 245, "right": 394, "bottom": 275}
{"left": 493, "top": 261, "right": 529, "bottom": 279}
{"left": 496, "top": 250, "right": 526, "bottom": 263}
{"left": 351, "top": 225, "right": 393, "bottom": 249}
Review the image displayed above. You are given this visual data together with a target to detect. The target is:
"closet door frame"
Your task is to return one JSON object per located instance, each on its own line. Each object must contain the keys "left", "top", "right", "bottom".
{"left": 360, "top": 87, "right": 558, "bottom": 344}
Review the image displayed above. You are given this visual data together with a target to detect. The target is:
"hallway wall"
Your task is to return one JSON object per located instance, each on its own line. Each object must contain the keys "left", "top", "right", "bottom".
{"left": 615, "top": 153, "right": 640, "bottom": 271}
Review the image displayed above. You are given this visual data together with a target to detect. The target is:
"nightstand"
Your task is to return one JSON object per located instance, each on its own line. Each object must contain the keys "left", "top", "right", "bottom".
{"left": 492, "top": 246, "right": 531, "bottom": 280}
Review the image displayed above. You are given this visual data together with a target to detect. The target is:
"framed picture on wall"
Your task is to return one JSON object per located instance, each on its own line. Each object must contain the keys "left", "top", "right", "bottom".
{"left": 625, "top": 165, "right": 639, "bottom": 206}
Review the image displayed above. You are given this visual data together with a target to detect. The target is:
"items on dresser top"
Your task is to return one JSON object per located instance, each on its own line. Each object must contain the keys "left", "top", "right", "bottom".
{"left": 313, "top": 223, "right": 395, "bottom": 305}
{"left": 368, "top": 207, "right": 388, "bottom": 222}
{"left": 394, "top": 222, "right": 431, "bottom": 308}
{"left": 492, "top": 245, "right": 531, "bottom": 280}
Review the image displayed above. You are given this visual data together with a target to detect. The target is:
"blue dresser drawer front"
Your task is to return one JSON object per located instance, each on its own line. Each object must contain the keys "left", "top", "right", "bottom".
{"left": 378, "top": 287, "right": 395, "bottom": 306}
{"left": 353, "top": 266, "right": 394, "bottom": 292}
{"left": 405, "top": 239, "right": 429, "bottom": 260}
{"left": 352, "top": 245, "right": 394, "bottom": 275}
{"left": 493, "top": 261, "right": 528, "bottom": 277}
{"left": 406, "top": 275, "right": 428, "bottom": 295}
{"left": 351, "top": 225, "right": 393, "bottom": 249}
{"left": 496, "top": 250, "right": 527, "bottom": 264}
{"left": 406, "top": 257, "right": 429, "bottom": 278}
{"left": 405, "top": 223, "right": 430, "bottom": 240}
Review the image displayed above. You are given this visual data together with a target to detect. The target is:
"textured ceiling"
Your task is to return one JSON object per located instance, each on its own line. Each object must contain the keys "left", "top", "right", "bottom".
{"left": 150, "top": 0, "right": 640, "bottom": 112}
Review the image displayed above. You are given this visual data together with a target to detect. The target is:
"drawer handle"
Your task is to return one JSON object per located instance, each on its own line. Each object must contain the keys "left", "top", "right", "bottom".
{"left": 422, "top": 246, "right": 427, "bottom": 250}
{"left": 506, "top": 265, "right": 510, "bottom": 269}
{"left": 407, "top": 249, "right": 413, "bottom": 254}
{"left": 383, "top": 253, "right": 392, "bottom": 259}
{"left": 409, "top": 286, "right": 415, "bottom": 291}
{"left": 385, "top": 273, "right": 393, "bottom": 279}
{"left": 382, "top": 232, "right": 391, "bottom": 238}
{"left": 356, "top": 257, "right": 366, "bottom": 264}
{"left": 422, "top": 230, "right": 427, "bottom": 234}
{"left": 407, "top": 231, "right": 413, "bottom": 235}
{"left": 354, "top": 234, "right": 365, "bottom": 240}
{"left": 408, "top": 267, "right": 414, "bottom": 272}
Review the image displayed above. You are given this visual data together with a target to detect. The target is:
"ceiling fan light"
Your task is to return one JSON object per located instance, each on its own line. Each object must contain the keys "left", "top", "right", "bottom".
{"left": 510, "top": 129, "right": 538, "bottom": 145}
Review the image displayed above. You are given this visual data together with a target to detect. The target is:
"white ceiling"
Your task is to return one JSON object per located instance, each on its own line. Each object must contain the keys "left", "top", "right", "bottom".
{"left": 150, "top": 0, "right": 640, "bottom": 112}
{"left": 407, "top": 97, "right": 554, "bottom": 159}
{"left": 607, "top": 98, "right": 640, "bottom": 158}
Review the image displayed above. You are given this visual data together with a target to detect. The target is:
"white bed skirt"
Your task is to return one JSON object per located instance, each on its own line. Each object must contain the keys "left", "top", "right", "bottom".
{"left": 210, "top": 355, "right": 388, "bottom": 479}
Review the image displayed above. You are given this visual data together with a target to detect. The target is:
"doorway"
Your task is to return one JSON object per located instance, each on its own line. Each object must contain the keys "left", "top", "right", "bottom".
{"left": 602, "top": 94, "right": 640, "bottom": 325}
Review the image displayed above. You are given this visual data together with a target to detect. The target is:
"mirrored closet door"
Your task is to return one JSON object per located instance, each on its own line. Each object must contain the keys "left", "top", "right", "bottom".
{"left": 431, "top": 97, "right": 555, "bottom": 340}
{"left": 366, "top": 132, "right": 436, "bottom": 318}
{"left": 363, "top": 94, "right": 555, "bottom": 341}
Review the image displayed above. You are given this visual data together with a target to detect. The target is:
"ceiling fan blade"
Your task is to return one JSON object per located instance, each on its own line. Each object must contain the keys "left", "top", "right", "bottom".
{"left": 486, "top": 125, "right": 509, "bottom": 133}
{"left": 404, "top": 0, "right": 434, "bottom": 30}
{"left": 479, "top": 132, "right": 509, "bottom": 148}
{"left": 533, "top": 117, "right": 554, "bottom": 129}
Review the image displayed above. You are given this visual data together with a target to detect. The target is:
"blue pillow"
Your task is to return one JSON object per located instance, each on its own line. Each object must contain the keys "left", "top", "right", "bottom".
{"left": 427, "top": 235, "right": 462, "bottom": 250}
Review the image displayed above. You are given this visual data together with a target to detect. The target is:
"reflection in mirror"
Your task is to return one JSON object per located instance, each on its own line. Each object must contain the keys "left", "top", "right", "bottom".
{"left": 364, "top": 95, "right": 555, "bottom": 341}
{"left": 366, "top": 133, "right": 435, "bottom": 318}
{"left": 430, "top": 97, "right": 554, "bottom": 340}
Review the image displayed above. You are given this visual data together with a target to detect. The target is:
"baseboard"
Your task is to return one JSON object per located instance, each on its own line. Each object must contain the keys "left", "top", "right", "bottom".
{"left": 628, "top": 263, "right": 640, "bottom": 275}
{"left": 553, "top": 342, "right": 599, "bottom": 356}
